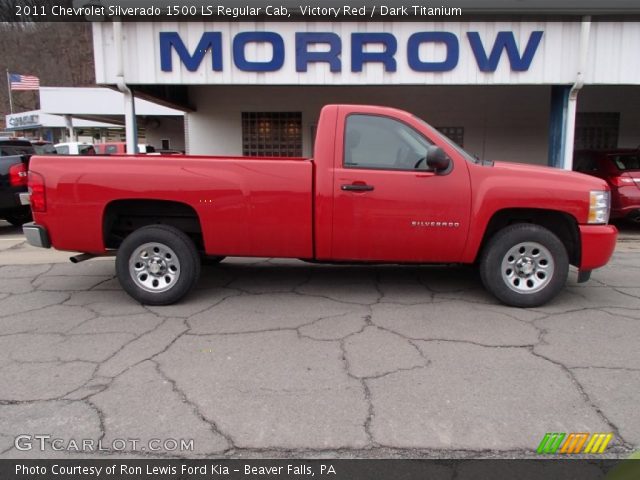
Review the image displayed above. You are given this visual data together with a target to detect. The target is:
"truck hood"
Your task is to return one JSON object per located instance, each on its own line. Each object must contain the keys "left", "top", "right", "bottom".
{"left": 468, "top": 160, "right": 610, "bottom": 226}
{"left": 491, "top": 160, "right": 609, "bottom": 190}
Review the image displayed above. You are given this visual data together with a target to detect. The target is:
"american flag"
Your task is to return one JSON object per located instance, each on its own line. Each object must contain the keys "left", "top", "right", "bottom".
{"left": 9, "top": 73, "right": 40, "bottom": 91}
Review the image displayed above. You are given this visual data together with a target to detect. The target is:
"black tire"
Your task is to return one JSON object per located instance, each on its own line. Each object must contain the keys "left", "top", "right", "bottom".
{"left": 4, "top": 209, "right": 32, "bottom": 227}
{"left": 479, "top": 224, "right": 569, "bottom": 308}
{"left": 201, "top": 255, "right": 226, "bottom": 265}
{"left": 116, "top": 225, "right": 200, "bottom": 305}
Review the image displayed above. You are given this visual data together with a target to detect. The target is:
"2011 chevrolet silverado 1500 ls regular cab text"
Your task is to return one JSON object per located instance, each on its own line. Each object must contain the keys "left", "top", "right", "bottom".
{"left": 22, "top": 105, "right": 618, "bottom": 307}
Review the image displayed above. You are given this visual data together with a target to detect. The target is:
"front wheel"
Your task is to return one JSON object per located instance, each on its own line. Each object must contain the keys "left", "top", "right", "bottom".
{"left": 479, "top": 224, "right": 569, "bottom": 308}
{"left": 116, "top": 225, "right": 200, "bottom": 305}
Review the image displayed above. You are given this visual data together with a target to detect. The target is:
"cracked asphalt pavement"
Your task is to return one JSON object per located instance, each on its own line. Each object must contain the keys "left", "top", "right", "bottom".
{"left": 0, "top": 221, "right": 639, "bottom": 459}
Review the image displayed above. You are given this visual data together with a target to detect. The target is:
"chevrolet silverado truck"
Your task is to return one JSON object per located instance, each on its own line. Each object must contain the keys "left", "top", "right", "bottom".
{"left": 22, "top": 105, "right": 617, "bottom": 307}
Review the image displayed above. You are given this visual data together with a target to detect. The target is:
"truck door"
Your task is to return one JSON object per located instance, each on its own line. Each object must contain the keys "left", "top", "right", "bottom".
{"left": 331, "top": 112, "right": 471, "bottom": 263}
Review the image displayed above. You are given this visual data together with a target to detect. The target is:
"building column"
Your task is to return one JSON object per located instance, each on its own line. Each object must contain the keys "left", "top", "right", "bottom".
{"left": 64, "top": 114, "right": 75, "bottom": 141}
{"left": 123, "top": 90, "right": 138, "bottom": 153}
{"left": 548, "top": 85, "right": 571, "bottom": 168}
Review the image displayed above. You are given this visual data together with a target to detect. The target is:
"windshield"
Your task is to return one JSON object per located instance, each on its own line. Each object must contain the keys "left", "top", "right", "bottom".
{"left": 609, "top": 153, "right": 640, "bottom": 171}
{"left": 413, "top": 116, "right": 479, "bottom": 164}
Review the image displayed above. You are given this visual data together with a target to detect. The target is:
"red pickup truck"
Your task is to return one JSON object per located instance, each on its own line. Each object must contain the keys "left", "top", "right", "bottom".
{"left": 22, "top": 105, "right": 617, "bottom": 307}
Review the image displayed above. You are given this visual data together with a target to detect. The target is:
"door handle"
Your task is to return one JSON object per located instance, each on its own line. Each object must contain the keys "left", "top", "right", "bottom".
{"left": 341, "top": 183, "right": 374, "bottom": 192}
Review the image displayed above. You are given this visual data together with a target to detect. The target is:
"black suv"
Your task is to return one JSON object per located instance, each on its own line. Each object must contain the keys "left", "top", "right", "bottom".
{"left": 0, "top": 138, "right": 34, "bottom": 226}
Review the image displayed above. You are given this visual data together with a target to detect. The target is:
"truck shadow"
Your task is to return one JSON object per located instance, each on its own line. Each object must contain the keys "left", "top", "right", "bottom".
{"left": 0, "top": 220, "right": 22, "bottom": 235}
{"left": 198, "top": 260, "right": 489, "bottom": 303}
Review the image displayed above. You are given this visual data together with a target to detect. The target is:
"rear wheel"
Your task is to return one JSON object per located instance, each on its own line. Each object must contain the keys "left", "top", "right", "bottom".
{"left": 479, "top": 224, "right": 569, "bottom": 307}
{"left": 116, "top": 225, "right": 200, "bottom": 305}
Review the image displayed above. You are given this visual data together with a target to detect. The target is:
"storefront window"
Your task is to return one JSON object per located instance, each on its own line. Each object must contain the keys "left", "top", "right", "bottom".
{"left": 436, "top": 126, "right": 465, "bottom": 147}
{"left": 242, "top": 112, "right": 302, "bottom": 157}
{"left": 575, "top": 112, "right": 619, "bottom": 150}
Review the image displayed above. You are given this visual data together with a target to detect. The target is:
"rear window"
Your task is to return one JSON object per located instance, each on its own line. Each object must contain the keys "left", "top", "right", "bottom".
{"left": 609, "top": 154, "right": 640, "bottom": 171}
{"left": 0, "top": 142, "right": 35, "bottom": 156}
{"left": 33, "top": 143, "right": 57, "bottom": 154}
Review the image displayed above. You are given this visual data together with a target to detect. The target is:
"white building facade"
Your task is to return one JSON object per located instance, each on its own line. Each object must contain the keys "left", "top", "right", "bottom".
{"left": 91, "top": 19, "right": 640, "bottom": 166}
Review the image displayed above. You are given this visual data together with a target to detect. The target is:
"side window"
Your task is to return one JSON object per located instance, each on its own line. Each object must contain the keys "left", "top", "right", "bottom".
{"left": 57, "top": 145, "right": 69, "bottom": 154}
{"left": 344, "top": 115, "right": 432, "bottom": 170}
{"left": 105, "top": 146, "right": 117, "bottom": 154}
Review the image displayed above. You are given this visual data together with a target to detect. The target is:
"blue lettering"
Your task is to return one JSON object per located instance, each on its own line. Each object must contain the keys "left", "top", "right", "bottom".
{"left": 233, "top": 32, "right": 284, "bottom": 72}
{"left": 295, "top": 32, "right": 341, "bottom": 72}
{"left": 159, "top": 30, "right": 543, "bottom": 74}
{"left": 467, "top": 31, "right": 543, "bottom": 72}
{"left": 159, "top": 32, "right": 222, "bottom": 72}
{"left": 351, "top": 33, "right": 397, "bottom": 72}
{"left": 407, "top": 32, "right": 459, "bottom": 72}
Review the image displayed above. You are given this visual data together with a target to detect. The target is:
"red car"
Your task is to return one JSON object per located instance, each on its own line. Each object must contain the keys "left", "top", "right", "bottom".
{"left": 574, "top": 149, "right": 640, "bottom": 222}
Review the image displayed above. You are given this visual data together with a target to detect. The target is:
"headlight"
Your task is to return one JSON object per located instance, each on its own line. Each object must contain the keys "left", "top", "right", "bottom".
{"left": 588, "top": 190, "right": 610, "bottom": 224}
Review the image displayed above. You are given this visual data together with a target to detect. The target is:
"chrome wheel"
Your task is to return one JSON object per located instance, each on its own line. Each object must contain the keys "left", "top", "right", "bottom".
{"left": 501, "top": 241, "right": 554, "bottom": 294}
{"left": 129, "top": 242, "right": 180, "bottom": 293}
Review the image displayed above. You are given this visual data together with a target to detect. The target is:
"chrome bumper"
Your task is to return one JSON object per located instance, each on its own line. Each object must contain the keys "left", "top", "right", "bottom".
{"left": 23, "top": 222, "right": 51, "bottom": 249}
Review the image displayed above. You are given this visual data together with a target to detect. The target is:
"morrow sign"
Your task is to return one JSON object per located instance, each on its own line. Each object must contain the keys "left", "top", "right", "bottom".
{"left": 159, "top": 30, "right": 544, "bottom": 73}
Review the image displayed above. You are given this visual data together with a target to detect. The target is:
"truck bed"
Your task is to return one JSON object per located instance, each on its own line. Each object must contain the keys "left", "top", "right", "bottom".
{"left": 29, "top": 154, "right": 315, "bottom": 257}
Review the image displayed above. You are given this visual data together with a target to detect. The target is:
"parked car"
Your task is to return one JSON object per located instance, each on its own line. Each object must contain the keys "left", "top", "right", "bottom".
{"left": 574, "top": 149, "right": 640, "bottom": 222}
{"left": 148, "top": 149, "right": 184, "bottom": 155}
{"left": 22, "top": 105, "right": 617, "bottom": 307}
{"left": 0, "top": 138, "right": 34, "bottom": 226}
{"left": 0, "top": 137, "right": 34, "bottom": 156}
{"left": 94, "top": 142, "right": 156, "bottom": 154}
{"left": 31, "top": 141, "right": 57, "bottom": 155}
{"left": 54, "top": 142, "right": 96, "bottom": 155}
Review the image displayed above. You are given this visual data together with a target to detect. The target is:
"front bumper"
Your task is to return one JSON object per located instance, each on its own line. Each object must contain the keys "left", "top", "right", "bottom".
{"left": 22, "top": 222, "right": 51, "bottom": 249}
{"left": 611, "top": 186, "right": 640, "bottom": 219}
{"left": 579, "top": 224, "right": 618, "bottom": 271}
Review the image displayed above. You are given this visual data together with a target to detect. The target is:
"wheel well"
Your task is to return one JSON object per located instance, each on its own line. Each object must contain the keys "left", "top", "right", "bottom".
{"left": 103, "top": 199, "right": 203, "bottom": 250}
{"left": 479, "top": 209, "right": 580, "bottom": 266}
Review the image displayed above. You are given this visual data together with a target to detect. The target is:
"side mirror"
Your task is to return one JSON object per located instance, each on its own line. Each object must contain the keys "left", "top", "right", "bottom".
{"left": 426, "top": 146, "right": 451, "bottom": 173}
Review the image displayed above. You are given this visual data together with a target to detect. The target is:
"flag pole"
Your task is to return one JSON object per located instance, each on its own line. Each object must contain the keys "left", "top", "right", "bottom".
{"left": 6, "top": 69, "right": 13, "bottom": 114}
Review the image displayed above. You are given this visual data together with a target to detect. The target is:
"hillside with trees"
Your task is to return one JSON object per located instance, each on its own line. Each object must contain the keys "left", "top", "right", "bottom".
{"left": 0, "top": 22, "right": 95, "bottom": 127}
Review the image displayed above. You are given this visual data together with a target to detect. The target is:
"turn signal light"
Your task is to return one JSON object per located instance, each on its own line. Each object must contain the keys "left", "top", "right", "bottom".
{"left": 9, "top": 163, "right": 28, "bottom": 187}
{"left": 588, "top": 190, "right": 610, "bottom": 224}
